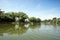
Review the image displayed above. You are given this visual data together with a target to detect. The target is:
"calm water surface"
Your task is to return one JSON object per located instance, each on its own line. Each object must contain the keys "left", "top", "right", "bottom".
{"left": 0, "top": 23, "right": 60, "bottom": 40}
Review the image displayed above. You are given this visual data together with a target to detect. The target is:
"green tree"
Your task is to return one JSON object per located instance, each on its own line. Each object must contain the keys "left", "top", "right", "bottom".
{"left": 3, "top": 12, "right": 15, "bottom": 22}
{"left": 28, "top": 17, "right": 41, "bottom": 23}
{"left": 28, "top": 17, "right": 36, "bottom": 23}
{"left": 36, "top": 18, "right": 41, "bottom": 23}
{"left": 17, "top": 12, "right": 28, "bottom": 22}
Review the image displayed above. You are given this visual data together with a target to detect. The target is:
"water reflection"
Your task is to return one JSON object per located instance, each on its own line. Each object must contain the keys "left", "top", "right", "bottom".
{"left": 0, "top": 23, "right": 41, "bottom": 35}
{"left": 29, "top": 23, "right": 41, "bottom": 30}
{"left": 0, "top": 24, "right": 14, "bottom": 36}
{"left": 42, "top": 23, "right": 60, "bottom": 32}
{"left": 15, "top": 24, "right": 19, "bottom": 30}
{"left": 6, "top": 23, "right": 28, "bottom": 34}
{"left": 0, "top": 23, "right": 60, "bottom": 40}
{"left": 43, "top": 22, "right": 60, "bottom": 27}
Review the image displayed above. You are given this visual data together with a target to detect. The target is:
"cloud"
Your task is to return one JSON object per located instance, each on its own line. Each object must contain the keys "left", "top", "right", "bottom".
{"left": 0, "top": 0, "right": 60, "bottom": 20}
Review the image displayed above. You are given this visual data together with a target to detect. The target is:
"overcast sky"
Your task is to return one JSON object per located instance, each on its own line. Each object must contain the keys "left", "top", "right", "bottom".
{"left": 0, "top": 0, "right": 60, "bottom": 20}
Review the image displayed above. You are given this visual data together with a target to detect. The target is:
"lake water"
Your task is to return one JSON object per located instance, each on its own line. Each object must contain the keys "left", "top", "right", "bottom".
{"left": 0, "top": 23, "right": 60, "bottom": 40}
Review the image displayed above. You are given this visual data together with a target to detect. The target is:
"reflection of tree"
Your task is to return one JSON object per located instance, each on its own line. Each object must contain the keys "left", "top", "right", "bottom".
{"left": 0, "top": 23, "right": 29, "bottom": 35}
{"left": 0, "top": 23, "right": 41, "bottom": 36}
{"left": 43, "top": 23, "right": 58, "bottom": 28}
{"left": 29, "top": 23, "right": 41, "bottom": 30}
{"left": 7, "top": 26, "right": 28, "bottom": 34}
{"left": 57, "top": 24, "right": 60, "bottom": 27}
{"left": 5, "top": 23, "right": 28, "bottom": 34}
{"left": 0, "top": 24, "right": 14, "bottom": 36}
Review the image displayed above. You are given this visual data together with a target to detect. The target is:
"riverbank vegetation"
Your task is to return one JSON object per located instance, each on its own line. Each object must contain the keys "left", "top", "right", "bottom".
{"left": 43, "top": 17, "right": 60, "bottom": 25}
{"left": 0, "top": 9, "right": 60, "bottom": 24}
{"left": 0, "top": 9, "right": 41, "bottom": 24}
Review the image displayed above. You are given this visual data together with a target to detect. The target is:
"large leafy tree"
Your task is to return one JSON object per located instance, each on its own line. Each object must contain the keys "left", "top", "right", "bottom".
{"left": 36, "top": 18, "right": 41, "bottom": 23}
{"left": 28, "top": 17, "right": 36, "bottom": 23}
{"left": 28, "top": 17, "right": 41, "bottom": 23}
{"left": 1, "top": 12, "right": 16, "bottom": 22}
{"left": 17, "top": 12, "right": 28, "bottom": 22}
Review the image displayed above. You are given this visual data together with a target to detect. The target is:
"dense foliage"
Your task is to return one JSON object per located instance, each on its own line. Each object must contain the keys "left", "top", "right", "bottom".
{"left": 43, "top": 17, "right": 60, "bottom": 24}
{"left": 0, "top": 9, "right": 60, "bottom": 24}
{"left": 0, "top": 9, "right": 41, "bottom": 23}
{"left": 28, "top": 17, "right": 41, "bottom": 23}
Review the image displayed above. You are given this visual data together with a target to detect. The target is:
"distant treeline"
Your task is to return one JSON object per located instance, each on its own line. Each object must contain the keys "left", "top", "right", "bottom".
{"left": 42, "top": 17, "right": 60, "bottom": 24}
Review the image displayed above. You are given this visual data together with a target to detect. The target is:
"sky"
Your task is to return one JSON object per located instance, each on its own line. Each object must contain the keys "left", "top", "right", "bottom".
{"left": 0, "top": 0, "right": 60, "bottom": 20}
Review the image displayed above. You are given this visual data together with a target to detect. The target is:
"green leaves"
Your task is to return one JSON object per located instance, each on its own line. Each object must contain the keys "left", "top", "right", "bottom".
{"left": 18, "top": 12, "right": 28, "bottom": 19}
{"left": 28, "top": 17, "right": 41, "bottom": 23}
{"left": 0, "top": 9, "right": 41, "bottom": 23}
